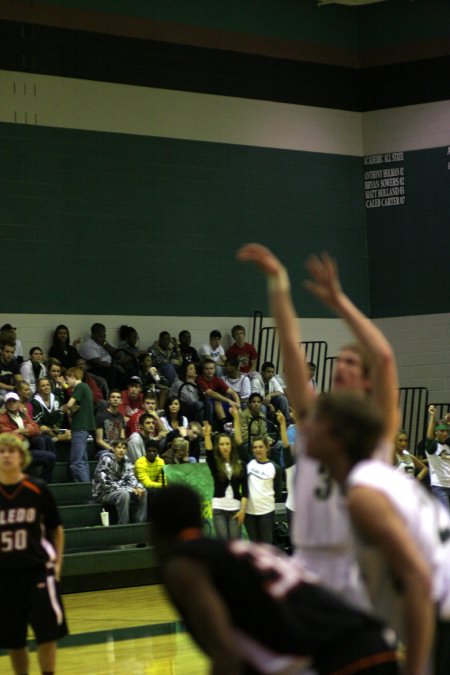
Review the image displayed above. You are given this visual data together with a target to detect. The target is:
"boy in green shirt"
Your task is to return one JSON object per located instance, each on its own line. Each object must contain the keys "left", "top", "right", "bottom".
{"left": 64, "top": 367, "right": 96, "bottom": 482}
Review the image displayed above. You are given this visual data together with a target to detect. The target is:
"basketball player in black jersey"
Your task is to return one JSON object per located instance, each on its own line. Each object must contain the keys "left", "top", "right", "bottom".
{"left": 0, "top": 433, "right": 68, "bottom": 675}
{"left": 149, "top": 484, "right": 400, "bottom": 675}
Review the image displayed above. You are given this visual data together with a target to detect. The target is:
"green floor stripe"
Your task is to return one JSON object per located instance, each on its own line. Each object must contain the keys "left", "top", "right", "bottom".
{"left": 0, "top": 620, "right": 186, "bottom": 655}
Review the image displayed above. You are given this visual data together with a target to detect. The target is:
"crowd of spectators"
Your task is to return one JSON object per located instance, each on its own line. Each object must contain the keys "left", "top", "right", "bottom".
{"left": 1, "top": 320, "right": 448, "bottom": 534}
{"left": 0, "top": 321, "right": 287, "bottom": 526}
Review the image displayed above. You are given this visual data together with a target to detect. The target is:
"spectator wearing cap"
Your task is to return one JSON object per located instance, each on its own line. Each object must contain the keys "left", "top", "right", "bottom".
{"left": 0, "top": 341, "right": 23, "bottom": 400}
{"left": 0, "top": 392, "right": 56, "bottom": 482}
{"left": 0, "top": 323, "right": 23, "bottom": 363}
{"left": 118, "top": 377, "right": 144, "bottom": 422}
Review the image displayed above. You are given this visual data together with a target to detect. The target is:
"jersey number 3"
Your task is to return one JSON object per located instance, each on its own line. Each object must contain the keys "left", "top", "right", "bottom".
{"left": 314, "top": 464, "right": 333, "bottom": 500}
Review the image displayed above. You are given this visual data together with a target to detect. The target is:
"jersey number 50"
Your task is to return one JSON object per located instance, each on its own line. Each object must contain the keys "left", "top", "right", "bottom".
{"left": 1, "top": 529, "right": 27, "bottom": 552}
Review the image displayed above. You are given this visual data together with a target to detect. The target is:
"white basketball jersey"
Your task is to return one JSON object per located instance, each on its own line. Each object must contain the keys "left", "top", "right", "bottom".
{"left": 291, "top": 433, "right": 371, "bottom": 609}
{"left": 347, "top": 460, "right": 450, "bottom": 636}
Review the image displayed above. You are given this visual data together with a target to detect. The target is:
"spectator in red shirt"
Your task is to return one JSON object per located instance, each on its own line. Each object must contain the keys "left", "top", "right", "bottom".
{"left": 225, "top": 325, "right": 258, "bottom": 375}
{"left": 127, "top": 391, "right": 164, "bottom": 440}
{"left": 119, "top": 376, "right": 144, "bottom": 422}
{"left": 0, "top": 392, "right": 56, "bottom": 482}
{"left": 196, "top": 360, "right": 240, "bottom": 430}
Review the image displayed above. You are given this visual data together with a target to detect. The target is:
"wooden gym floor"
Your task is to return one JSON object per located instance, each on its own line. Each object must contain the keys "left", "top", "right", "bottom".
{"left": 0, "top": 585, "right": 208, "bottom": 674}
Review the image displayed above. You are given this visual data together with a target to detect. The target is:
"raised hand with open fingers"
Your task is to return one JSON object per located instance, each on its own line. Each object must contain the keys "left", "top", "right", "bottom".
{"left": 303, "top": 253, "right": 343, "bottom": 310}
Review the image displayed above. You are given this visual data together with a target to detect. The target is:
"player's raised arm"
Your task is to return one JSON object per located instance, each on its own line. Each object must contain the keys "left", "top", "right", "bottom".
{"left": 304, "top": 253, "right": 399, "bottom": 443}
{"left": 237, "top": 244, "right": 313, "bottom": 419}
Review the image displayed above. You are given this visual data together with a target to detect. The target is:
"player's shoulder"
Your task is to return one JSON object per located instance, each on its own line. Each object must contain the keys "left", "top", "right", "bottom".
{"left": 22, "top": 475, "right": 49, "bottom": 495}
{"left": 22, "top": 475, "right": 52, "bottom": 499}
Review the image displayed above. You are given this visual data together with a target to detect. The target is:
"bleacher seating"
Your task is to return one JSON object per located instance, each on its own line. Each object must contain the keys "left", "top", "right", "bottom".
{"left": 46, "top": 445, "right": 160, "bottom": 594}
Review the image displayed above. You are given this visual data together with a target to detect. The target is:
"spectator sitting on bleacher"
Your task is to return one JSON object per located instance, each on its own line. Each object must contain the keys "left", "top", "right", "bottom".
{"left": 115, "top": 325, "right": 145, "bottom": 382}
{"left": 16, "top": 380, "right": 33, "bottom": 418}
{"left": 127, "top": 413, "right": 160, "bottom": 463}
{"left": 95, "top": 389, "right": 125, "bottom": 458}
{"left": 20, "top": 346, "right": 47, "bottom": 395}
{"left": 307, "top": 361, "right": 317, "bottom": 390}
{"left": 178, "top": 330, "right": 200, "bottom": 367}
{"left": 425, "top": 405, "right": 450, "bottom": 511}
{"left": 47, "top": 358, "right": 68, "bottom": 407}
{"left": 32, "top": 377, "right": 71, "bottom": 443}
{"left": 222, "top": 357, "right": 251, "bottom": 407}
{"left": 225, "top": 325, "right": 258, "bottom": 375}
{"left": 78, "top": 323, "right": 124, "bottom": 389}
{"left": 48, "top": 324, "right": 81, "bottom": 369}
{"left": 159, "top": 397, "right": 188, "bottom": 434}
{"left": 92, "top": 440, "right": 147, "bottom": 524}
{"left": 0, "top": 323, "right": 24, "bottom": 363}
{"left": 198, "top": 329, "right": 226, "bottom": 376}
{"left": 251, "top": 361, "right": 290, "bottom": 421}
{"left": 148, "top": 331, "right": 182, "bottom": 385}
{"left": 0, "top": 392, "right": 56, "bottom": 483}
{"left": 238, "top": 393, "right": 267, "bottom": 446}
{"left": 169, "top": 363, "right": 205, "bottom": 423}
{"left": 196, "top": 359, "right": 240, "bottom": 430}
{"left": 134, "top": 440, "right": 166, "bottom": 510}
{"left": 118, "top": 376, "right": 144, "bottom": 422}
{"left": 161, "top": 437, "right": 196, "bottom": 464}
{"left": 137, "top": 353, "right": 167, "bottom": 408}
{"left": 0, "top": 340, "right": 23, "bottom": 400}
{"left": 395, "top": 429, "right": 428, "bottom": 481}
{"left": 127, "top": 391, "right": 164, "bottom": 438}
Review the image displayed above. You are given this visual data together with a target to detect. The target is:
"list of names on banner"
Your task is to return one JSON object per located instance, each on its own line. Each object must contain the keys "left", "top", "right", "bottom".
{"left": 364, "top": 152, "right": 405, "bottom": 209}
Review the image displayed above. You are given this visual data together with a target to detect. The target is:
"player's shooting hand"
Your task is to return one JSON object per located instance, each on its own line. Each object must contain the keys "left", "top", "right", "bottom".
{"left": 237, "top": 243, "right": 285, "bottom": 277}
{"left": 304, "top": 252, "right": 343, "bottom": 310}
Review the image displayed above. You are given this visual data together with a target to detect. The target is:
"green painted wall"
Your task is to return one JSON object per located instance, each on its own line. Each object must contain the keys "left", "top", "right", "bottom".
{"left": 0, "top": 122, "right": 367, "bottom": 317}
{"left": 357, "top": 0, "right": 450, "bottom": 49}
{"left": 31, "top": 0, "right": 358, "bottom": 47}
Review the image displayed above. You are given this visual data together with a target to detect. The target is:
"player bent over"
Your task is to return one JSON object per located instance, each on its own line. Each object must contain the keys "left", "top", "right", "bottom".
{"left": 0, "top": 433, "right": 68, "bottom": 675}
{"left": 149, "top": 484, "right": 400, "bottom": 675}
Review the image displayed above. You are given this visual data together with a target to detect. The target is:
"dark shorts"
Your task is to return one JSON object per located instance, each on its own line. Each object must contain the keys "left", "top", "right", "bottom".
{"left": 434, "top": 619, "right": 450, "bottom": 675}
{"left": 0, "top": 567, "right": 68, "bottom": 649}
{"left": 314, "top": 626, "right": 400, "bottom": 674}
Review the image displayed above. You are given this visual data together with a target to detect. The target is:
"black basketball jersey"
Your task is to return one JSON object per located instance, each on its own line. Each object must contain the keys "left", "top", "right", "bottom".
{"left": 0, "top": 476, "right": 61, "bottom": 569}
{"left": 164, "top": 538, "right": 385, "bottom": 660}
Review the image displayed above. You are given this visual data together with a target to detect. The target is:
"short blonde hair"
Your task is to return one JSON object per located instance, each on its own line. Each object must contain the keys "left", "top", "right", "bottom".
{"left": 0, "top": 433, "right": 32, "bottom": 468}
{"left": 171, "top": 438, "right": 189, "bottom": 455}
